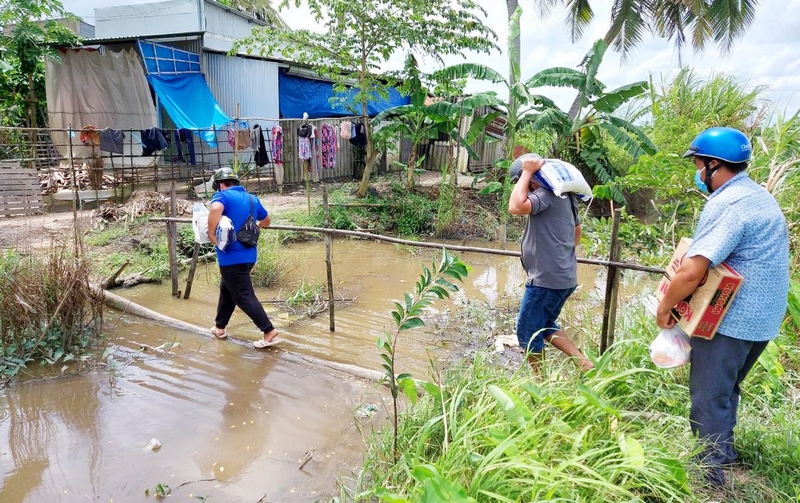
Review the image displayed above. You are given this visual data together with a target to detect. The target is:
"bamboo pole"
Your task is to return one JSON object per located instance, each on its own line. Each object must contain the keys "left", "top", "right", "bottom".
{"left": 167, "top": 181, "right": 180, "bottom": 297}
{"left": 323, "top": 185, "right": 335, "bottom": 332}
{"left": 183, "top": 242, "right": 201, "bottom": 299}
{"left": 234, "top": 103, "right": 240, "bottom": 172}
{"left": 600, "top": 205, "right": 622, "bottom": 354}
{"left": 151, "top": 218, "right": 665, "bottom": 275}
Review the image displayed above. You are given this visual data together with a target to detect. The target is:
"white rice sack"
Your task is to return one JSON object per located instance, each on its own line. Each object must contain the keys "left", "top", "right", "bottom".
{"left": 534, "top": 159, "right": 592, "bottom": 200}
{"left": 215, "top": 216, "right": 236, "bottom": 251}
{"left": 192, "top": 203, "right": 210, "bottom": 244}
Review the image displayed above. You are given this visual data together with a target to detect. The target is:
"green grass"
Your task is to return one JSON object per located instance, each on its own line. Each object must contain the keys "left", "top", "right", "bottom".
{"left": 346, "top": 294, "right": 800, "bottom": 502}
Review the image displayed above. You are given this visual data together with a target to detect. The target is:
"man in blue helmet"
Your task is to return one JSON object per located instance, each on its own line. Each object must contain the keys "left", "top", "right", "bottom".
{"left": 509, "top": 154, "right": 594, "bottom": 372}
{"left": 656, "top": 127, "right": 790, "bottom": 487}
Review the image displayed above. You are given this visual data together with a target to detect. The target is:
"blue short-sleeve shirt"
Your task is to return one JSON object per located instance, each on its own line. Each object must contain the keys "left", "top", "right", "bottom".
{"left": 212, "top": 186, "right": 268, "bottom": 266}
{"left": 687, "top": 171, "right": 790, "bottom": 341}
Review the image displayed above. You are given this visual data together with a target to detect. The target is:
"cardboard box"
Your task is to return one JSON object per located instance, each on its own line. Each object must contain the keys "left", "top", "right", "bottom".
{"left": 656, "top": 238, "right": 744, "bottom": 339}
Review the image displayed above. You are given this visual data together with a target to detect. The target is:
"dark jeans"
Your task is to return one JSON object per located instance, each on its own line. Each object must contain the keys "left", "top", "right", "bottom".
{"left": 690, "top": 333, "right": 768, "bottom": 472}
{"left": 215, "top": 263, "right": 274, "bottom": 334}
{"left": 516, "top": 284, "right": 576, "bottom": 353}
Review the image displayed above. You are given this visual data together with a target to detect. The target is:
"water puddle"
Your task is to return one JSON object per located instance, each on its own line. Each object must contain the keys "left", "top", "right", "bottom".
{"left": 0, "top": 238, "right": 657, "bottom": 501}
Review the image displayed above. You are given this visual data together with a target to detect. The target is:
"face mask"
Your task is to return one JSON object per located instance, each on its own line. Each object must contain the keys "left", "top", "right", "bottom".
{"left": 694, "top": 169, "right": 709, "bottom": 194}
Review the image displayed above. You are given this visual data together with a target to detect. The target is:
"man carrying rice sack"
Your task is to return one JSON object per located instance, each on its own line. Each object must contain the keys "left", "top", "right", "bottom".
{"left": 508, "top": 153, "right": 594, "bottom": 372}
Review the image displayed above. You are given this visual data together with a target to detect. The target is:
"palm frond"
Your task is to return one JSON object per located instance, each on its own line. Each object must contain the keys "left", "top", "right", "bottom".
{"left": 565, "top": 0, "right": 595, "bottom": 43}
{"left": 605, "top": 0, "right": 648, "bottom": 59}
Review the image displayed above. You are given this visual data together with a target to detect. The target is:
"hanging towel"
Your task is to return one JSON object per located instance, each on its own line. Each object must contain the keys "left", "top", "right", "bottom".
{"left": 99, "top": 128, "right": 125, "bottom": 154}
{"left": 140, "top": 127, "right": 169, "bottom": 155}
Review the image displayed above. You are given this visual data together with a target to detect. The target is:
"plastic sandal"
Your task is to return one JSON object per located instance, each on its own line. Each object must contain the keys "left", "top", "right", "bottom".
{"left": 253, "top": 337, "right": 281, "bottom": 349}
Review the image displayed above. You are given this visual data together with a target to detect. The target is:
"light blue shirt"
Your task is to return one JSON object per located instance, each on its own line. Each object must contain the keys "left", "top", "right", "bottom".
{"left": 687, "top": 171, "right": 790, "bottom": 341}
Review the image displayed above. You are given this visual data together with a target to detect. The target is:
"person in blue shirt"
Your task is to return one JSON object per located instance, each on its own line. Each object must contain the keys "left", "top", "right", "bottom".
{"left": 207, "top": 167, "right": 281, "bottom": 349}
{"left": 656, "top": 127, "right": 790, "bottom": 487}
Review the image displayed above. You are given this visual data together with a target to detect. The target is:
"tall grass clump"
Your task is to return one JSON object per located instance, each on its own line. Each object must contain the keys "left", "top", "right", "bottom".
{"left": 0, "top": 248, "right": 103, "bottom": 378}
{"left": 251, "top": 233, "right": 299, "bottom": 287}
{"left": 348, "top": 294, "right": 800, "bottom": 502}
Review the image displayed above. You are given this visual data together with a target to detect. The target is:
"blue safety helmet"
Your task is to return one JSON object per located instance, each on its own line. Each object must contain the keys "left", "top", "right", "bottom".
{"left": 682, "top": 127, "right": 752, "bottom": 164}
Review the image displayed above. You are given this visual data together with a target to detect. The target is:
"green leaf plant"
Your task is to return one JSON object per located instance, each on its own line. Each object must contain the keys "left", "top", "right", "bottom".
{"left": 378, "top": 249, "right": 468, "bottom": 461}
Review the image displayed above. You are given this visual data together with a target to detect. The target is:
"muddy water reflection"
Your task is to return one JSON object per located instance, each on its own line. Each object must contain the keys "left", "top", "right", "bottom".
{"left": 0, "top": 319, "right": 382, "bottom": 502}
{"left": 118, "top": 239, "right": 654, "bottom": 375}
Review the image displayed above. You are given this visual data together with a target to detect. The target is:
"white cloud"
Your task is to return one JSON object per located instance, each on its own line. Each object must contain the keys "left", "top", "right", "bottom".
{"left": 61, "top": 0, "right": 800, "bottom": 112}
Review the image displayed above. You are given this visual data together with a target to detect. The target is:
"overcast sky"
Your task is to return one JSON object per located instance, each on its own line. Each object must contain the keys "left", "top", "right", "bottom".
{"left": 63, "top": 0, "right": 800, "bottom": 114}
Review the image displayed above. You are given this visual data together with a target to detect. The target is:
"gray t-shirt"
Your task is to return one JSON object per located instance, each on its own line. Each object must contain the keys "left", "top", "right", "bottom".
{"left": 520, "top": 188, "right": 579, "bottom": 289}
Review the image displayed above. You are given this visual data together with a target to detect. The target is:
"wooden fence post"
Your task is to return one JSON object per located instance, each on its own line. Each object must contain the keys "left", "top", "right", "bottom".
{"left": 167, "top": 181, "right": 180, "bottom": 297}
{"left": 183, "top": 242, "right": 200, "bottom": 299}
{"left": 323, "top": 185, "right": 335, "bottom": 332}
{"left": 600, "top": 204, "right": 622, "bottom": 354}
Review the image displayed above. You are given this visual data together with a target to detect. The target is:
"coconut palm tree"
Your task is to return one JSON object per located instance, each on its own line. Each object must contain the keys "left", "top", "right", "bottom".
{"left": 508, "top": 0, "right": 760, "bottom": 117}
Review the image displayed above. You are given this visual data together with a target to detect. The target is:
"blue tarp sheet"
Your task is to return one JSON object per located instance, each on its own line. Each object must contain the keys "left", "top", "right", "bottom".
{"left": 147, "top": 74, "right": 231, "bottom": 146}
{"left": 279, "top": 72, "right": 410, "bottom": 119}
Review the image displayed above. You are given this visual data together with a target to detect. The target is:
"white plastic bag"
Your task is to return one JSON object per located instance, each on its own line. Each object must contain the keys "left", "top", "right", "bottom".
{"left": 216, "top": 216, "right": 236, "bottom": 251}
{"left": 534, "top": 159, "right": 593, "bottom": 200}
{"left": 649, "top": 326, "right": 692, "bottom": 369}
{"left": 192, "top": 203, "right": 210, "bottom": 244}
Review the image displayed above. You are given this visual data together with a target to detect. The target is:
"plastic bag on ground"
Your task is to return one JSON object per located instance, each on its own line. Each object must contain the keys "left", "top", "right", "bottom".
{"left": 192, "top": 203, "right": 210, "bottom": 244}
{"left": 649, "top": 326, "right": 692, "bottom": 369}
{"left": 216, "top": 216, "right": 236, "bottom": 251}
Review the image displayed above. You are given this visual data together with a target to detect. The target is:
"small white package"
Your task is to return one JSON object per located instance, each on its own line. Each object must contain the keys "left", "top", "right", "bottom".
{"left": 192, "top": 203, "right": 210, "bottom": 244}
{"left": 215, "top": 216, "right": 236, "bottom": 251}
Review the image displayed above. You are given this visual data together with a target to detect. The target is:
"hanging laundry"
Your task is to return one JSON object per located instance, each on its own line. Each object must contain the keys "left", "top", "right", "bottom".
{"left": 174, "top": 129, "right": 197, "bottom": 165}
{"left": 310, "top": 134, "right": 321, "bottom": 182}
{"left": 271, "top": 126, "right": 283, "bottom": 165}
{"left": 80, "top": 125, "right": 100, "bottom": 146}
{"left": 297, "top": 123, "right": 312, "bottom": 139}
{"left": 321, "top": 123, "right": 338, "bottom": 169}
{"left": 298, "top": 137, "right": 312, "bottom": 161}
{"left": 340, "top": 121, "right": 352, "bottom": 140}
{"left": 349, "top": 121, "right": 367, "bottom": 148}
{"left": 251, "top": 125, "right": 270, "bottom": 167}
{"left": 140, "top": 127, "right": 169, "bottom": 155}
{"left": 236, "top": 129, "right": 249, "bottom": 150}
{"left": 99, "top": 128, "right": 125, "bottom": 154}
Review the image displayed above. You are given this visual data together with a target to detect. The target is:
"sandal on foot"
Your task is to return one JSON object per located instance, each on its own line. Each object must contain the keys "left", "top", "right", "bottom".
{"left": 253, "top": 337, "right": 281, "bottom": 349}
{"left": 211, "top": 327, "right": 228, "bottom": 340}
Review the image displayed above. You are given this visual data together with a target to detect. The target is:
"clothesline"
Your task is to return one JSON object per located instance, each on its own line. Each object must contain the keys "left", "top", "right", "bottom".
{"left": 234, "top": 115, "right": 363, "bottom": 122}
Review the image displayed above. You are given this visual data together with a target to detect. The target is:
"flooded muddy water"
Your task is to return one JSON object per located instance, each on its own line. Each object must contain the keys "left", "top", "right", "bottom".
{"left": 0, "top": 238, "right": 656, "bottom": 502}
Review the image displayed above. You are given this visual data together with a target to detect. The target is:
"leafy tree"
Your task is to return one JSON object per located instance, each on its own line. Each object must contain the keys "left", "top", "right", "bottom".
{"left": 372, "top": 54, "right": 501, "bottom": 190}
{"left": 233, "top": 0, "right": 497, "bottom": 197}
{"left": 216, "top": 0, "right": 287, "bottom": 28}
{"left": 525, "top": 39, "right": 656, "bottom": 201}
{"left": 0, "top": 0, "right": 79, "bottom": 128}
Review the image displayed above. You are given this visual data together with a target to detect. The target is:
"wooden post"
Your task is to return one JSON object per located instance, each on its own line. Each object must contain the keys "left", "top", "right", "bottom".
{"left": 306, "top": 160, "right": 311, "bottom": 214}
{"left": 183, "top": 242, "right": 200, "bottom": 299}
{"left": 600, "top": 204, "right": 622, "bottom": 354}
{"left": 167, "top": 180, "right": 180, "bottom": 297}
{"left": 323, "top": 185, "right": 335, "bottom": 332}
{"left": 67, "top": 127, "right": 79, "bottom": 257}
{"left": 233, "top": 103, "right": 240, "bottom": 173}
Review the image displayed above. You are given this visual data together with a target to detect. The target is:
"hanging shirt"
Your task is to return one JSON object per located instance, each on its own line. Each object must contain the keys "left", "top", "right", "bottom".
{"left": 141, "top": 127, "right": 168, "bottom": 155}
{"left": 99, "top": 128, "right": 125, "bottom": 154}
{"left": 271, "top": 125, "right": 283, "bottom": 165}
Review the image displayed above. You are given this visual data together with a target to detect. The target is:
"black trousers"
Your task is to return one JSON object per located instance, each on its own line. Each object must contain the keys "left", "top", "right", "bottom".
{"left": 689, "top": 333, "right": 768, "bottom": 468}
{"left": 215, "top": 263, "right": 274, "bottom": 334}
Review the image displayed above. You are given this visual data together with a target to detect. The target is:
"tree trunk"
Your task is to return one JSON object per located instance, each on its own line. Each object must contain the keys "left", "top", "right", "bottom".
{"left": 26, "top": 73, "right": 39, "bottom": 130}
{"left": 407, "top": 147, "right": 418, "bottom": 189}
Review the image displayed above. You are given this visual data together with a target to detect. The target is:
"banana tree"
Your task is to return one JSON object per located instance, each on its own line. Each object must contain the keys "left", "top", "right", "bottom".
{"left": 373, "top": 55, "right": 502, "bottom": 188}
{"left": 524, "top": 39, "right": 657, "bottom": 201}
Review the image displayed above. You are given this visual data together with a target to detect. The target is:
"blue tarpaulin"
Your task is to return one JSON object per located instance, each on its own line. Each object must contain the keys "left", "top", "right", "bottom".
{"left": 279, "top": 72, "right": 410, "bottom": 119}
{"left": 147, "top": 74, "right": 231, "bottom": 146}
